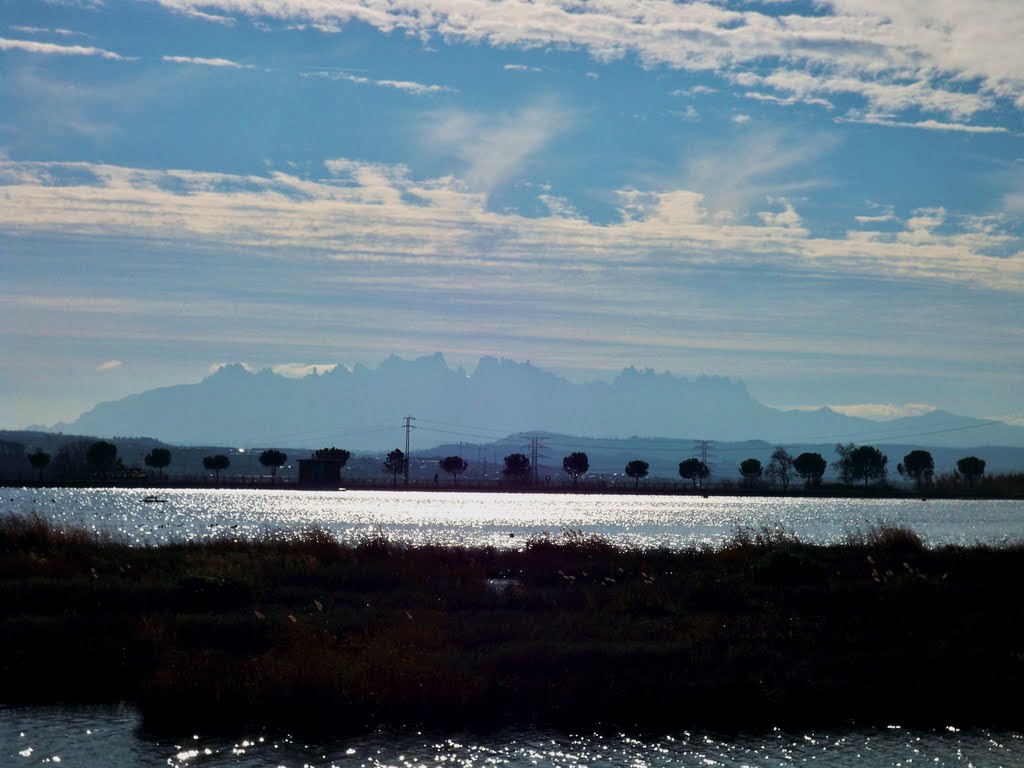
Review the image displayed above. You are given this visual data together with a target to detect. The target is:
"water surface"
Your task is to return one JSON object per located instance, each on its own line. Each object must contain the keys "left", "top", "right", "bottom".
{"left": 3, "top": 488, "right": 1021, "bottom": 549}
{"left": 3, "top": 705, "right": 1022, "bottom": 767}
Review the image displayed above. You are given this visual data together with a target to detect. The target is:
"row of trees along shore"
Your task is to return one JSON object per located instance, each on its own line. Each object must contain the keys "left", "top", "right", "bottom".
{"left": 15, "top": 439, "right": 997, "bottom": 493}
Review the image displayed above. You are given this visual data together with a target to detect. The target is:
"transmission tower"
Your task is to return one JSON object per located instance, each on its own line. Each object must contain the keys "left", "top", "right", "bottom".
{"left": 526, "top": 434, "right": 548, "bottom": 486}
{"left": 403, "top": 415, "right": 416, "bottom": 485}
{"left": 695, "top": 439, "right": 715, "bottom": 486}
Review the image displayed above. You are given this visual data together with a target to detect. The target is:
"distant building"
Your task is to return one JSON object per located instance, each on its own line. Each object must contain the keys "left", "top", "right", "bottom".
{"left": 297, "top": 458, "right": 343, "bottom": 487}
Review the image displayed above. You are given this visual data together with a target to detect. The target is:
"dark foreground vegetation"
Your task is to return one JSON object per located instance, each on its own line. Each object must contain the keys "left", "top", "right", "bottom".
{"left": 2, "top": 514, "right": 1023, "bottom": 736}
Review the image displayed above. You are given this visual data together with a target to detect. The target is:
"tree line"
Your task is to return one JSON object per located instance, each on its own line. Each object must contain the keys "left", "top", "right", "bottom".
{"left": 731, "top": 445, "right": 986, "bottom": 492}
{"left": 18, "top": 439, "right": 993, "bottom": 493}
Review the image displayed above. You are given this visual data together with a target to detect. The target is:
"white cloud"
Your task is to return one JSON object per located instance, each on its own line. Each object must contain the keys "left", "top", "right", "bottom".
{"left": 757, "top": 198, "right": 802, "bottom": 228}
{"left": 670, "top": 85, "right": 717, "bottom": 97}
{"left": 150, "top": 0, "right": 1024, "bottom": 122}
{"left": 504, "top": 64, "right": 541, "bottom": 72}
{"left": 10, "top": 26, "right": 85, "bottom": 37}
{"left": 208, "top": 362, "right": 257, "bottom": 375}
{"left": 162, "top": 55, "right": 251, "bottom": 68}
{"left": 837, "top": 114, "right": 1010, "bottom": 134}
{"left": 1, "top": 157, "right": 1021, "bottom": 296}
{"left": 671, "top": 106, "right": 700, "bottom": 122}
{"left": 0, "top": 37, "right": 131, "bottom": 60}
{"left": 181, "top": 8, "right": 237, "bottom": 24}
{"left": 272, "top": 362, "right": 339, "bottom": 377}
{"left": 302, "top": 70, "right": 455, "bottom": 95}
{"left": 96, "top": 359, "right": 123, "bottom": 371}
{"left": 828, "top": 403, "right": 937, "bottom": 421}
{"left": 732, "top": 113, "right": 751, "bottom": 124}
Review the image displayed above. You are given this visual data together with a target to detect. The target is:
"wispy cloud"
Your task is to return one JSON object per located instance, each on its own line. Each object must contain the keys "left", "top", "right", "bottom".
{"left": 96, "top": 359, "right": 124, "bottom": 371}
{"left": 10, "top": 26, "right": 87, "bottom": 37}
{"left": 686, "top": 128, "right": 838, "bottom": 219}
{"left": 504, "top": 64, "right": 541, "bottom": 73}
{"left": 162, "top": 55, "right": 252, "bottom": 68}
{"left": 837, "top": 114, "right": 1011, "bottom": 134}
{"left": 0, "top": 37, "right": 131, "bottom": 60}
{"left": 181, "top": 8, "right": 236, "bottom": 25}
{"left": 425, "top": 100, "right": 574, "bottom": 194}
{"left": 151, "top": 0, "right": 1024, "bottom": 121}
{"left": 302, "top": 70, "right": 455, "bottom": 95}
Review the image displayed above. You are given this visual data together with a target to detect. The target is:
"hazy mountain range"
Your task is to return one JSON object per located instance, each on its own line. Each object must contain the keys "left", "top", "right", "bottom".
{"left": 51, "top": 353, "right": 1024, "bottom": 455}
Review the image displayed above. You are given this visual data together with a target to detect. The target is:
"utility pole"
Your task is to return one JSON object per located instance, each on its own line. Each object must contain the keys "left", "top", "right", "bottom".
{"left": 403, "top": 415, "right": 416, "bottom": 486}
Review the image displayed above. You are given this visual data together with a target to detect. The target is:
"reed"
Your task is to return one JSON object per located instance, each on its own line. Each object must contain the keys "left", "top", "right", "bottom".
{"left": 1, "top": 512, "right": 1022, "bottom": 735}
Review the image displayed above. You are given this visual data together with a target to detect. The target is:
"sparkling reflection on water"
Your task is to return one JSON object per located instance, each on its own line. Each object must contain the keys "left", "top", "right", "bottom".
{"left": 2, "top": 488, "right": 1023, "bottom": 549}
{"left": 2, "top": 706, "right": 1023, "bottom": 767}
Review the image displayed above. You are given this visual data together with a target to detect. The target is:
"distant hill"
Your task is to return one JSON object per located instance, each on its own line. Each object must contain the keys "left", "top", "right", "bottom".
{"left": 52, "top": 353, "right": 1024, "bottom": 453}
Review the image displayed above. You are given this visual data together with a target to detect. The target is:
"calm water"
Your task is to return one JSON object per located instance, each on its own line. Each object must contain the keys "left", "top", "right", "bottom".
{"left": 3, "top": 705, "right": 1023, "bottom": 768}
{"left": 2, "top": 487, "right": 1022, "bottom": 549}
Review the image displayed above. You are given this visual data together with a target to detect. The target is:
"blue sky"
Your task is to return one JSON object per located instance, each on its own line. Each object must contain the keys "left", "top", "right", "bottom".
{"left": 2, "top": 0, "right": 1023, "bottom": 431}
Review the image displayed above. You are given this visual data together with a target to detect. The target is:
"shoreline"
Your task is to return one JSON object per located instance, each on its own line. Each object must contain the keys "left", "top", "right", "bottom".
{"left": 4, "top": 479, "right": 1022, "bottom": 501}
{"left": 2, "top": 514, "right": 1023, "bottom": 736}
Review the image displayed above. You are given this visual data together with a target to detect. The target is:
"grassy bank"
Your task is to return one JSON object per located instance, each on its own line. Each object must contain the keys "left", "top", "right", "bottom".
{"left": 2, "top": 513, "right": 1022, "bottom": 735}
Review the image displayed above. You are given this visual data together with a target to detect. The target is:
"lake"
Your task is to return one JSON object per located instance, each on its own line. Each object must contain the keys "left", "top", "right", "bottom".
{"left": 2, "top": 487, "right": 1022, "bottom": 549}
{"left": 2, "top": 705, "right": 1023, "bottom": 768}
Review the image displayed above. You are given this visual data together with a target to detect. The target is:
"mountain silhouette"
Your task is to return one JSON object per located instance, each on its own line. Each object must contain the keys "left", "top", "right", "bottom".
{"left": 55, "top": 354, "right": 1024, "bottom": 451}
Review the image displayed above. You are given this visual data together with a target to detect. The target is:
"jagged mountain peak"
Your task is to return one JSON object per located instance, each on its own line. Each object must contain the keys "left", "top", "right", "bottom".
{"left": 56, "top": 353, "right": 1024, "bottom": 450}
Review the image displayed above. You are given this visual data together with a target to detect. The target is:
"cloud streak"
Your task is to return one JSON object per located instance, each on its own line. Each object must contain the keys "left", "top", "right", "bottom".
{"left": 0, "top": 37, "right": 131, "bottom": 60}
{"left": 302, "top": 70, "right": 455, "bottom": 95}
{"left": 162, "top": 55, "right": 252, "bottom": 68}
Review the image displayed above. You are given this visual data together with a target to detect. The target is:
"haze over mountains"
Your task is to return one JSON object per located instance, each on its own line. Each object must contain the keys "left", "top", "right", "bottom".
{"left": 53, "top": 354, "right": 1024, "bottom": 454}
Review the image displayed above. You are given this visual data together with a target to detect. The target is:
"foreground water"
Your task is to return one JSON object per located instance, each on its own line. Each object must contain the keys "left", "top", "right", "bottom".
{"left": 3, "top": 705, "right": 1023, "bottom": 768}
{"left": 3, "top": 487, "right": 1022, "bottom": 549}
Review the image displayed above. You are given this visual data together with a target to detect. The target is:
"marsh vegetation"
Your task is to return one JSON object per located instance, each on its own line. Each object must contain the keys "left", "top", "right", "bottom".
{"left": 2, "top": 513, "right": 1022, "bottom": 735}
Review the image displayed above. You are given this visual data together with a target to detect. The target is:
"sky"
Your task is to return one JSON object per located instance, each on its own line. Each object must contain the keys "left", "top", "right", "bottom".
{"left": 1, "top": 0, "right": 1023, "bottom": 431}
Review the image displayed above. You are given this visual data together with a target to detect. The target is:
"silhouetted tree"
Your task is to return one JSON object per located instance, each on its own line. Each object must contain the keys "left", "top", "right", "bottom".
{"left": 563, "top": 452, "right": 590, "bottom": 489}
{"left": 384, "top": 449, "right": 406, "bottom": 486}
{"left": 767, "top": 447, "right": 795, "bottom": 492}
{"left": 956, "top": 456, "right": 986, "bottom": 489}
{"left": 793, "top": 452, "right": 827, "bottom": 489}
{"left": 86, "top": 440, "right": 118, "bottom": 476}
{"left": 678, "top": 457, "right": 709, "bottom": 488}
{"left": 144, "top": 448, "right": 171, "bottom": 482}
{"left": 0, "top": 438, "right": 25, "bottom": 475}
{"left": 898, "top": 450, "right": 934, "bottom": 492}
{"left": 439, "top": 455, "right": 468, "bottom": 485}
{"left": 203, "top": 454, "right": 230, "bottom": 483}
{"left": 27, "top": 449, "right": 51, "bottom": 483}
{"left": 624, "top": 459, "right": 649, "bottom": 489}
{"left": 314, "top": 447, "right": 351, "bottom": 467}
{"left": 850, "top": 445, "right": 887, "bottom": 487}
{"left": 503, "top": 453, "right": 531, "bottom": 483}
{"left": 831, "top": 443, "right": 856, "bottom": 487}
{"left": 259, "top": 449, "right": 287, "bottom": 481}
{"left": 52, "top": 440, "right": 91, "bottom": 481}
{"left": 739, "top": 458, "right": 763, "bottom": 489}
